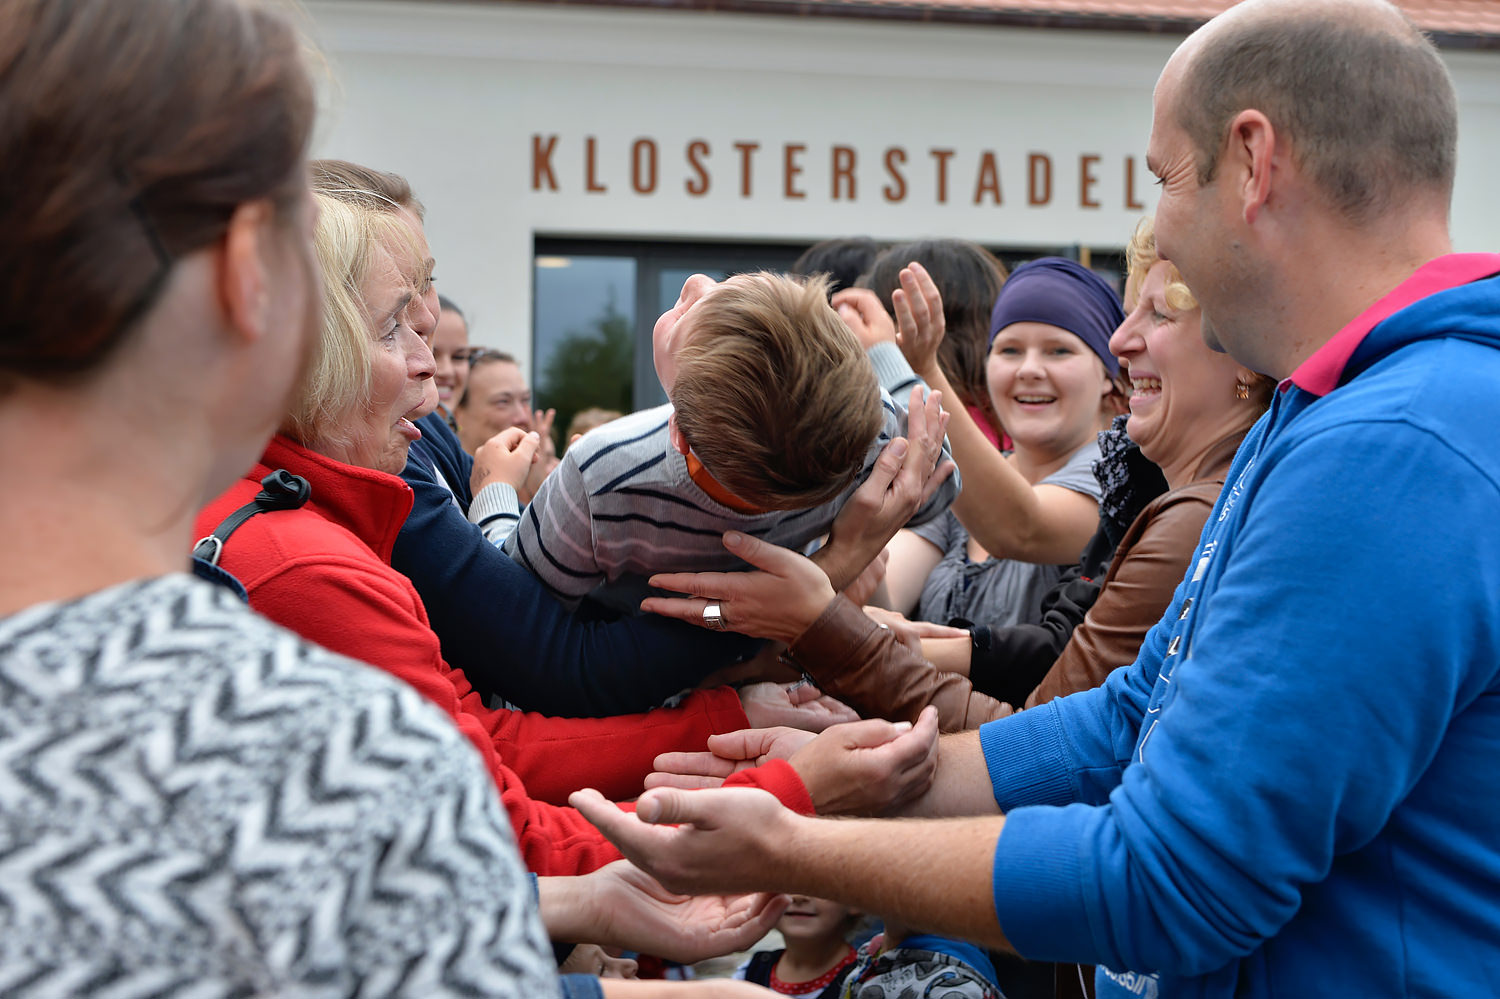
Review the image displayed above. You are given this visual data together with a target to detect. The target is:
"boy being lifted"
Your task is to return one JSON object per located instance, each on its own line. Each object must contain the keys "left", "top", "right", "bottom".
{"left": 506, "top": 271, "right": 958, "bottom": 613}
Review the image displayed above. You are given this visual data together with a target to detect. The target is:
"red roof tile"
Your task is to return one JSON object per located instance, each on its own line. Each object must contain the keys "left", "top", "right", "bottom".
{"left": 516, "top": 0, "right": 1500, "bottom": 45}
{"left": 865, "top": 0, "right": 1500, "bottom": 36}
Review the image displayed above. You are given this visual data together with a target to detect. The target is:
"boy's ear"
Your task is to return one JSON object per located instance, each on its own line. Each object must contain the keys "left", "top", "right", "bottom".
{"left": 667, "top": 412, "right": 692, "bottom": 456}
{"left": 216, "top": 200, "right": 274, "bottom": 345}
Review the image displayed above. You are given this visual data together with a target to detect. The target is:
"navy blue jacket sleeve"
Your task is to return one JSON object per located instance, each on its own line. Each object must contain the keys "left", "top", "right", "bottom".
{"left": 392, "top": 422, "right": 758, "bottom": 717}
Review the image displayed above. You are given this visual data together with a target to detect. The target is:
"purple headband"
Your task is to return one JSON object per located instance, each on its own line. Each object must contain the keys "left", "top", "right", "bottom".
{"left": 988, "top": 257, "right": 1124, "bottom": 376}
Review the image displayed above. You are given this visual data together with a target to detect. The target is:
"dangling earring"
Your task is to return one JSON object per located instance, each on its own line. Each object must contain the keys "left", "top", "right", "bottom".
{"left": 1235, "top": 380, "right": 1250, "bottom": 401}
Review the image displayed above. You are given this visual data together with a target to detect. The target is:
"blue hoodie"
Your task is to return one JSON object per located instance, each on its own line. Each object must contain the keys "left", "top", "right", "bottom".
{"left": 979, "top": 256, "right": 1500, "bottom": 998}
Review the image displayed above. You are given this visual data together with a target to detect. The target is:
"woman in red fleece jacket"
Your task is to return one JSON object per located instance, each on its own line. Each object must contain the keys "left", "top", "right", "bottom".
{"left": 193, "top": 185, "right": 833, "bottom": 877}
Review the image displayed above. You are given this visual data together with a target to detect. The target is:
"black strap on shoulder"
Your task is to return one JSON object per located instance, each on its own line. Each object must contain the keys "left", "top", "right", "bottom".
{"left": 742, "top": 950, "right": 780, "bottom": 987}
{"left": 192, "top": 469, "right": 311, "bottom": 566}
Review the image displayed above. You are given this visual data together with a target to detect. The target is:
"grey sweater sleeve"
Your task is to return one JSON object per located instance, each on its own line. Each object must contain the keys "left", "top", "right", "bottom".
{"left": 503, "top": 449, "right": 599, "bottom": 608}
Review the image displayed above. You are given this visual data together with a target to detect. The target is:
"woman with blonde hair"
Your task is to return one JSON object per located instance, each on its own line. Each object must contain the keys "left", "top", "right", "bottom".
{"left": 195, "top": 163, "right": 942, "bottom": 882}
{"left": 309, "top": 159, "right": 802, "bottom": 720}
{"left": 195, "top": 188, "right": 812, "bottom": 874}
{"left": 198, "top": 177, "right": 893, "bottom": 997}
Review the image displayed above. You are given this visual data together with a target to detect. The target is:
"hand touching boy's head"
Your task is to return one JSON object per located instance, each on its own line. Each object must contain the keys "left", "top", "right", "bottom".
{"left": 660, "top": 271, "right": 882, "bottom": 511}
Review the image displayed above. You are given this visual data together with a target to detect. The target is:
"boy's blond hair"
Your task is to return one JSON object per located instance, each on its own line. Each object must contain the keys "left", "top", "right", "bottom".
{"left": 672, "top": 272, "right": 882, "bottom": 510}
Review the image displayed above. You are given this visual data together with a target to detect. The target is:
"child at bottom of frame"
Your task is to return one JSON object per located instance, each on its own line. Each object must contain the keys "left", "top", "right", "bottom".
{"left": 736, "top": 895, "right": 1003, "bottom": 998}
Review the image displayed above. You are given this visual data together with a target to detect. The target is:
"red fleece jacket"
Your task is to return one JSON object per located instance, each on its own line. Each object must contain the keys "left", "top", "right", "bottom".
{"left": 195, "top": 435, "right": 813, "bottom": 875}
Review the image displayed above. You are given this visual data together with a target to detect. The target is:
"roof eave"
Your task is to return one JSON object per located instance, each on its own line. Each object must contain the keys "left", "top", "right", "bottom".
{"left": 379, "top": 0, "right": 1500, "bottom": 50}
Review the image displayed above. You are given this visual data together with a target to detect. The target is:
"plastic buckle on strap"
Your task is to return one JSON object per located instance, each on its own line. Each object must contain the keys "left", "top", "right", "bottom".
{"left": 191, "top": 534, "right": 225, "bottom": 566}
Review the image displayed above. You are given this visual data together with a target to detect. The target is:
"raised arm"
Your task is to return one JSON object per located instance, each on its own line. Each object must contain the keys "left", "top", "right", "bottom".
{"left": 894, "top": 261, "right": 1099, "bottom": 563}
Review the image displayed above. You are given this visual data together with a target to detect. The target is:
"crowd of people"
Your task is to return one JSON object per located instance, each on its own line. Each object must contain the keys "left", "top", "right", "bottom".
{"left": 3, "top": 0, "right": 1498, "bottom": 997}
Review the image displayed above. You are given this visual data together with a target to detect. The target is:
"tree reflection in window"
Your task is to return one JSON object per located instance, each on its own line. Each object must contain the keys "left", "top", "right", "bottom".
{"left": 537, "top": 293, "right": 634, "bottom": 455}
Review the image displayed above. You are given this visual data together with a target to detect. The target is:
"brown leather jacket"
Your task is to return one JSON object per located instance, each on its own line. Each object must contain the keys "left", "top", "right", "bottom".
{"left": 787, "top": 430, "right": 1245, "bottom": 730}
{"left": 788, "top": 596, "right": 1011, "bottom": 731}
{"left": 1023, "top": 432, "right": 1243, "bottom": 707}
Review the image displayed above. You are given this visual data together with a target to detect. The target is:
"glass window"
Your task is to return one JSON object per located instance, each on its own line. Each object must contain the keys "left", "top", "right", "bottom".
{"left": 532, "top": 238, "right": 804, "bottom": 439}
{"left": 640, "top": 266, "right": 730, "bottom": 409}
{"left": 532, "top": 254, "right": 637, "bottom": 450}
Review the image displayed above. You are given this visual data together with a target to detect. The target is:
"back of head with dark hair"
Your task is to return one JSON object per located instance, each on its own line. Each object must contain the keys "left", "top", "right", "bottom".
{"left": 1177, "top": 1, "right": 1456, "bottom": 225}
{"left": 863, "top": 239, "right": 1008, "bottom": 421}
{"left": 0, "top": 0, "right": 315, "bottom": 383}
{"left": 791, "top": 238, "right": 884, "bottom": 296}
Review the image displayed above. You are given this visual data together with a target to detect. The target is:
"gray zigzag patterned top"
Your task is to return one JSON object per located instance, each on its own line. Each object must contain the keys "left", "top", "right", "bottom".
{"left": 0, "top": 574, "right": 561, "bottom": 999}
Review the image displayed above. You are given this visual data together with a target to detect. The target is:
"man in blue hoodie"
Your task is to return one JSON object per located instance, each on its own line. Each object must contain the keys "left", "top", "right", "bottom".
{"left": 572, "top": 1, "right": 1500, "bottom": 996}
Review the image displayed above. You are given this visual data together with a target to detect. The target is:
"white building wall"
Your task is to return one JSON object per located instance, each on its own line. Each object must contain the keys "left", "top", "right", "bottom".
{"left": 303, "top": 0, "right": 1500, "bottom": 370}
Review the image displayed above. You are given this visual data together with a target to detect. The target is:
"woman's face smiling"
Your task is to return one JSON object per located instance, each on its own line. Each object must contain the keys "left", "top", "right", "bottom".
{"left": 431, "top": 308, "right": 469, "bottom": 413}
{"left": 455, "top": 357, "right": 533, "bottom": 455}
{"left": 986, "top": 320, "right": 1112, "bottom": 457}
{"left": 342, "top": 221, "right": 438, "bottom": 474}
{"left": 1108, "top": 260, "right": 1243, "bottom": 483}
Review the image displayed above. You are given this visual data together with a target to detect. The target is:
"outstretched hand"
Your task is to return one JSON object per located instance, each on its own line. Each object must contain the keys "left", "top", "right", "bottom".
{"left": 559, "top": 943, "right": 638, "bottom": 979}
{"left": 571, "top": 785, "right": 798, "bottom": 896}
{"left": 648, "top": 708, "right": 939, "bottom": 818}
{"left": 739, "top": 680, "right": 859, "bottom": 732}
{"left": 647, "top": 725, "right": 818, "bottom": 791}
{"left": 892, "top": 260, "right": 947, "bottom": 381}
{"left": 788, "top": 706, "right": 940, "bottom": 815}
{"left": 587, "top": 860, "right": 791, "bottom": 964}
